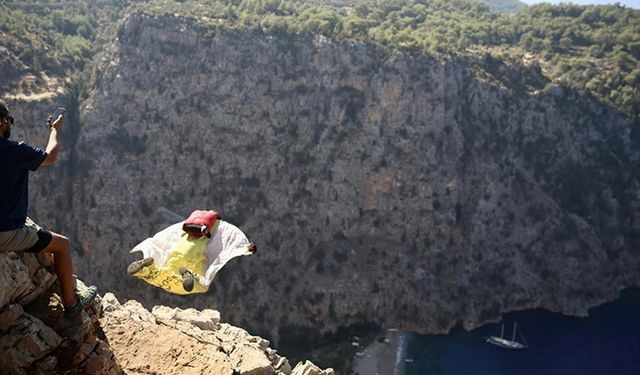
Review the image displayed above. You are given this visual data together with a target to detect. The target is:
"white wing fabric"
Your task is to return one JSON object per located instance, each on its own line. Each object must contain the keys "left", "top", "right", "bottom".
{"left": 129, "top": 220, "right": 253, "bottom": 294}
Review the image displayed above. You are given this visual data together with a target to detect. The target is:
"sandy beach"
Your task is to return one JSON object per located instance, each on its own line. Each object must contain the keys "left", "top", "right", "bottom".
{"left": 351, "top": 329, "right": 404, "bottom": 375}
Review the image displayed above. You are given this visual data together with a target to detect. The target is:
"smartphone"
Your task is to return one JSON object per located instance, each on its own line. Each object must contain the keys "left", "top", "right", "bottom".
{"left": 52, "top": 107, "right": 65, "bottom": 121}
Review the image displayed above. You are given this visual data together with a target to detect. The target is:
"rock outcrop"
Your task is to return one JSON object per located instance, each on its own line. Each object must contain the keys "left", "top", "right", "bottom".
{"left": 7, "top": 8, "right": 640, "bottom": 352}
{"left": 0, "top": 253, "right": 332, "bottom": 374}
{"left": 100, "top": 293, "right": 296, "bottom": 375}
{"left": 0, "top": 252, "right": 119, "bottom": 374}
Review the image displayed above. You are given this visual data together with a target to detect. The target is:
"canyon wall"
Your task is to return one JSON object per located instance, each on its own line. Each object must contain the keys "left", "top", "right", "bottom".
{"left": 14, "top": 12, "right": 640, "bottom": 345}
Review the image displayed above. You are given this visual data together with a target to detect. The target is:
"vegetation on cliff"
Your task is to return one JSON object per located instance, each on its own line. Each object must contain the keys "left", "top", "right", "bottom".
{"left": 479, "top": 0, "right": 527, "bottom": 13}
{"left": 0, "top": 0, "right": 124, "bottom": 91}
{"left": 2, "top": 0, "right": 638, "bottom": 118}
{"left": 139, "top": 0, "right": 639, "bottom": 118}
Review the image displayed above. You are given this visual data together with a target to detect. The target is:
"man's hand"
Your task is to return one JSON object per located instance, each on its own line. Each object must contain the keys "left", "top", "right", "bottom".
{"left": 42, "top": 115, "right": 62, "bottom": 166}
{"left": 47, "top": 115, "right": 64, "bottom": 130}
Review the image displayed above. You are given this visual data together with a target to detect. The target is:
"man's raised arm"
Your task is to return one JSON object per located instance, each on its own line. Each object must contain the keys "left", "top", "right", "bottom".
{"left": 42, "top": 116, "right": 62, "bottom": 167}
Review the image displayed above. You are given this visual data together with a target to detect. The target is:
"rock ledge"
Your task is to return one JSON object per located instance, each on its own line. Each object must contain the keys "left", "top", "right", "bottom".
{"left": 0, "top": 253, "right": 332, "bottom": 375}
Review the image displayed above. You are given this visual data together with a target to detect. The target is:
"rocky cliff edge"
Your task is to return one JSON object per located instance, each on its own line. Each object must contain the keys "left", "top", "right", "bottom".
{"left": 0, "top": 252, "right": 333, "bottom": 375}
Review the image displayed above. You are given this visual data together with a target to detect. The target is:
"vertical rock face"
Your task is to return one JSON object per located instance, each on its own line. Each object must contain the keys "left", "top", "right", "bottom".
{"left": 22, "top": 11, "right": 640, "bottom": 341}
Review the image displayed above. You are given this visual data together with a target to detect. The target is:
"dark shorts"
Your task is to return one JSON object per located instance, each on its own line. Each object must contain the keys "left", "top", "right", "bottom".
{"left": 27, "top": 229, "right": 53, "bottom": 253}
{"left": 0, "top": 218, "right": 53, "bottom": 253}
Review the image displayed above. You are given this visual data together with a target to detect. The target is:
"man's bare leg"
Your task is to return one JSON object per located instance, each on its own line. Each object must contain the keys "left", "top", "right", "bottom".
{"left": 42, "top": 232, "right": 76, "bottom": 307}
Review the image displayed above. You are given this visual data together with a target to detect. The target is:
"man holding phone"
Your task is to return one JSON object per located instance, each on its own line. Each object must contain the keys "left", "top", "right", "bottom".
{"left": 0, "top": 99, "right": 97, "bottom": 317}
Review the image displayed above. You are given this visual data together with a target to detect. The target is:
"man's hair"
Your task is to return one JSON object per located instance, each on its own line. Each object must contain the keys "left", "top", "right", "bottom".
{"left": 0, "top": 100, "right": 8, "bottom": 118}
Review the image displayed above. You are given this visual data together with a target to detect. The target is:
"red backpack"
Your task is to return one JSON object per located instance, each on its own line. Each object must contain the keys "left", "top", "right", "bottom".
{"left": 182, "top": 210, "right": 220, "bottom": 238}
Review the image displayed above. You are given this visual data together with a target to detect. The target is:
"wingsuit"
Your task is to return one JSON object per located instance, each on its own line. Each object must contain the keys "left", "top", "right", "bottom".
{"left": 128, "top": 210, "right": 255, "bottom": 295}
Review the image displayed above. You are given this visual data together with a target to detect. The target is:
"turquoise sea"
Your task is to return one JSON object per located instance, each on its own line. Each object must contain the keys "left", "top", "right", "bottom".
{"left": 399, "top": 289, "right": 640, "bottom": 375}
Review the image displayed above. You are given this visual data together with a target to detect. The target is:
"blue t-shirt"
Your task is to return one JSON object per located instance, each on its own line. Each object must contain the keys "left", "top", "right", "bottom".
{"left": 0, "top": 139, "right": 47, "bottom": 231}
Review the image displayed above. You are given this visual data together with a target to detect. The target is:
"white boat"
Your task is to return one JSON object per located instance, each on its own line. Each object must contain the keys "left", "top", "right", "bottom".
{"left": 486, "top": 322, "right": 528, "bottom": 349}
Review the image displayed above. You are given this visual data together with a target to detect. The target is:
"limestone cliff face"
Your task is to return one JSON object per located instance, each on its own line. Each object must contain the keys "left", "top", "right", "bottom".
{"left": 25, "top": 12, "right": 640, "bottom": 342}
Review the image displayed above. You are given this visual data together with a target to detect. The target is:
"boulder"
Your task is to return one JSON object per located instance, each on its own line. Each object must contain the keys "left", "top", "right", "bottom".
{"left": 291, "top": 361, "right": 335, "bottom": 375}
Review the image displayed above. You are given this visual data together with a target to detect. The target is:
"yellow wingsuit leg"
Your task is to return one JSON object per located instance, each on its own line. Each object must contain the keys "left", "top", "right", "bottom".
{"left": 133, "top": 234, "right": 209, "bottom": 294}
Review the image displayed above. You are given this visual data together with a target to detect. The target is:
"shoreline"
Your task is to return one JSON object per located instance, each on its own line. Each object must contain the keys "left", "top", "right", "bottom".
{"left": 351, "top": 329, "right": 406, "bottom": 375}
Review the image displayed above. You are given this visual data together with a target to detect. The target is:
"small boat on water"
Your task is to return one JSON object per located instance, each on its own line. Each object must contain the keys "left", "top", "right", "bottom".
{"left": 486, "top": 322, "right": 528, "bottom": 349}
